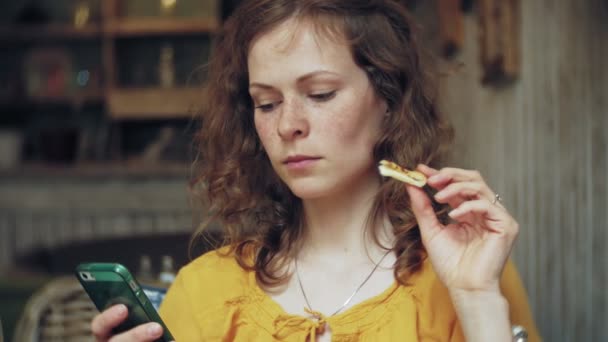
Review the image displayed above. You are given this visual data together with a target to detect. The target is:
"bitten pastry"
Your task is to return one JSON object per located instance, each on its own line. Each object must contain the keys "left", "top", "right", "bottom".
{"left": 378, "top": 160, "right": 427, "bottom": 187}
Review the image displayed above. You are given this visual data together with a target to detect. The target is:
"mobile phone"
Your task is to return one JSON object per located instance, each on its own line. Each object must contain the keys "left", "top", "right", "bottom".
{"left": 75, "top": 263, "right": 174, "bottom": 341}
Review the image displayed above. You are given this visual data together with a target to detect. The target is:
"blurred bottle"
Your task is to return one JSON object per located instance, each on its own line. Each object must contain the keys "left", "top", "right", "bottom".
{"left": 73, "top": 1, "right": 91, "bottom": 28}
{"left": 160, "top": 0, "right": 177, "bottom": 16}
{"left": 159, "top": 255, "right": 176, "bottom": 284}
{"left": 137, "top": 254, "right": 154, "bottom": 283}
{"left": 158, "top": 43, "right": 175, "bottom": 88}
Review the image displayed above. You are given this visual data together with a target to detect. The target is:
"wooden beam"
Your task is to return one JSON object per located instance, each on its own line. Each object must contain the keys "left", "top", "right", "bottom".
{"left": 478, "top": 0, "right": 521, "bottom": 84}
{"left": 105, "top": 18, "right": 219, "bottom": 37}
{"left": 0, "top": 25, "right": 101, "bottom": 42}
{"left": 437, "top": 0, "right": 464, "bottom": 57}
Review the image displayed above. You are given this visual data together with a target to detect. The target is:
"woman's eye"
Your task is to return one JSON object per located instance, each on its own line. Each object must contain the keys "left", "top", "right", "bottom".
{"left": 309, "top": 91, "right": 336, "bottom": 102}
{"left": 255, "top": 102, "right": 280, "bottom": 113}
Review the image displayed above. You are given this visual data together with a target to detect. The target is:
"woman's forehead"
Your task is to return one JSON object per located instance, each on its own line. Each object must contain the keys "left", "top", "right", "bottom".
{"left": 247, "top": 18, "right": 353, "bottom": 78}
{"left": 249, "top": 17, "right": 348, "bottom": 58}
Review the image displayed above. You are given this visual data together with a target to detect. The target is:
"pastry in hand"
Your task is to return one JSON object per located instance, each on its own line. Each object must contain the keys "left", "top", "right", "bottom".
{"left": 378, "top": 160, "right": 427, "bottom": 187}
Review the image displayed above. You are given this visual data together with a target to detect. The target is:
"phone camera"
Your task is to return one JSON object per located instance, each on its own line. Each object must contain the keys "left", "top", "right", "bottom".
{"left": 80, "top": 272, "right": 93, "bottom": 280}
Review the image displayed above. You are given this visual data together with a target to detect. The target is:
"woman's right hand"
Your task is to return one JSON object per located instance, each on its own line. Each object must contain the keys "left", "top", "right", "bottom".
{"left": 91, "top": 304, "right": 165, "bottom": 342}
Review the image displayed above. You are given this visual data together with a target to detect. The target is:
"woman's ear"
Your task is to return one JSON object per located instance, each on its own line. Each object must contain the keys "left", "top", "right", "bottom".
{"left": 381, "top": 100, "right": 391, "bottom": 117}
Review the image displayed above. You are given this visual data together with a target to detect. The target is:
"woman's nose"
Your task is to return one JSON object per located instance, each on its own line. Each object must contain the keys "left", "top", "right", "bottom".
{"left": 277, "top": 98, "right": 309, "bottom": 141}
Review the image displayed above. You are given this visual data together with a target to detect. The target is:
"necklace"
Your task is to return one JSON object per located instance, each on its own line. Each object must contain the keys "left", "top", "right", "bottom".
{"left": 294, "top": 250, "right": 392, "bottom": 317}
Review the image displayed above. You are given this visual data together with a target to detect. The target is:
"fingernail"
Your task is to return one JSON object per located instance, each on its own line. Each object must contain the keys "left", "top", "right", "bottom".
{"left": 434, "top": 191, "right": 444, "bottom": 200}
{"left": 148, "top": 323, "right": 162, "bottom": 336}
{"left": 449, "top": 208, "right": 462, "bottom": 217}
{"left": 114, "top": 304, "right": 127, "bottom": 317}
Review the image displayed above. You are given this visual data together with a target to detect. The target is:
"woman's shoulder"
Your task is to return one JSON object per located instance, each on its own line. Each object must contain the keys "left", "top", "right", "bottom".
{"left": 177, "top": 245, "right": 251, "bottom": 288}
{"left": 159, "top": 245, "right": 257, "bottom": 340}
{"left": 162, "top": 245, "right": 255, "bottom": 313}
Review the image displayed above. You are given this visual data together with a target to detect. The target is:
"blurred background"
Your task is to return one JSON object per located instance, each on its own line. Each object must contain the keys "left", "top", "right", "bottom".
{"left": 0, "top": 0, "right": 605, "bottom": 341}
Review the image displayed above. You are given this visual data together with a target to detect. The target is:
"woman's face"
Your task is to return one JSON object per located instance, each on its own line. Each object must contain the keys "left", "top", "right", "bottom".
{"left": 248, "top": 18, "right": 386, "bottom": 200}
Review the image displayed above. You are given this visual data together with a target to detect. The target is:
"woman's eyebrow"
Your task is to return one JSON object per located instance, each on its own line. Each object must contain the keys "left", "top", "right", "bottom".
{"left": 249, "top": 83, "right": 275, "bottom": 91}
{"left": 249, "top": 70, "right": 340, "bottom": 90}
{"left": 295, "top": 70, "right": 340, "bottom": 84}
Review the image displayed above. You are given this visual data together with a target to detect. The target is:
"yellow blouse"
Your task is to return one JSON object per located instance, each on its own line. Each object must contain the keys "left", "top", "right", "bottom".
{"left": 159, "top": 247, "right": 541, "bottom": 341}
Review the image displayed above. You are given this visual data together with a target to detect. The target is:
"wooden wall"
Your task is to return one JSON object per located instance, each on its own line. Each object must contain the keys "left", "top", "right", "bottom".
{"left": 430, "top": 0, "right": 607, "bottom": 340}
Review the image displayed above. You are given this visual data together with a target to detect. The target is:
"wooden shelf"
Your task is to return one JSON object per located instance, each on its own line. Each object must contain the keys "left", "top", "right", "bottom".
{"left": 106, "top": 18, "right": 219, "bottom": 37}
{"left": 0, "top": 162, "right": 191, "bottom": 178}
{"left": 108, "top": 87, "right": 202, "bottom": 119}
{"left": 0, "top": 17, "right": 219, "bottom": 42}
{"left": 0, "top": 91, "right": 104, "bottom": 107}
{"left": 0, "top": 24, "right": 102, "bottom": 42}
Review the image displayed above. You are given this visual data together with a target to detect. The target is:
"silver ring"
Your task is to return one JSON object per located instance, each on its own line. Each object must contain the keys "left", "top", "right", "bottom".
{"left": 492, "top": 193, "right": 502, "bottom": 205}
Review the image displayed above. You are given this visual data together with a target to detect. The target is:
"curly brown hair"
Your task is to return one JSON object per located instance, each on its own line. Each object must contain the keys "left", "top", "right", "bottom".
{"left": 190, "top": 0, "right": 453, "bottom": 287}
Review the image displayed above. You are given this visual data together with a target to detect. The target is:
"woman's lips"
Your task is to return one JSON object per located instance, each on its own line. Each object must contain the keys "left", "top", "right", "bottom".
{"left": 283, "top": 156, "right": 322, "bottom": 170}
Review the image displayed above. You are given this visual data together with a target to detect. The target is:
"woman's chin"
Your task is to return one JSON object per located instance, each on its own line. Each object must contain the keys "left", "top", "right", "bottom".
{"left": 290, "top": 188, "right": 328, "bottom": 200}
{"left": 287, "top": 181, "right": 334, "bottom": 200}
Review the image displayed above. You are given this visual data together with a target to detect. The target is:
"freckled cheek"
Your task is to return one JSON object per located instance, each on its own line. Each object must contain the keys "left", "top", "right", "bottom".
{"left": 254, "top": 117, "right": 277, "bottom": 150}
{"left": 316, "top": 117, "right": 350, "bottom": 142}
{"left": 317, "top": 106, "right": 377, "bottom": 145}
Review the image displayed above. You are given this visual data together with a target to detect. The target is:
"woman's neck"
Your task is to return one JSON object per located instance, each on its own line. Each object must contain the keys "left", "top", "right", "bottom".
{"left": 299, "top": 171, "right": 393, "bottom": 263}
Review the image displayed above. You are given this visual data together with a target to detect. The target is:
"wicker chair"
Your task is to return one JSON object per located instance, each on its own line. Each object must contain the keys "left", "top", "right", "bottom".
{"left": 12, "top": 276, "right": 97, "bottom": 342}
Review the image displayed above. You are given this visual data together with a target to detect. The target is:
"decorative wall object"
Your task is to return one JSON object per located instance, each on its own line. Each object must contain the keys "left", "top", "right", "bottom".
{"left": 24, "top": 48, "right": 72, "bottom": 99}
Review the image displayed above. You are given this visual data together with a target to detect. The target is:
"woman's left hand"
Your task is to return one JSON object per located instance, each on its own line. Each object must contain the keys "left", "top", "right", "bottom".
{"left": 406, "top": 164, "right": 519, "bottom": 293}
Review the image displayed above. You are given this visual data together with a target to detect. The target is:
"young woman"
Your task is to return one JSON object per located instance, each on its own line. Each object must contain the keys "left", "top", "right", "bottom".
{"left": 92, "top": 1, "right": 540, "bottom": 341}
